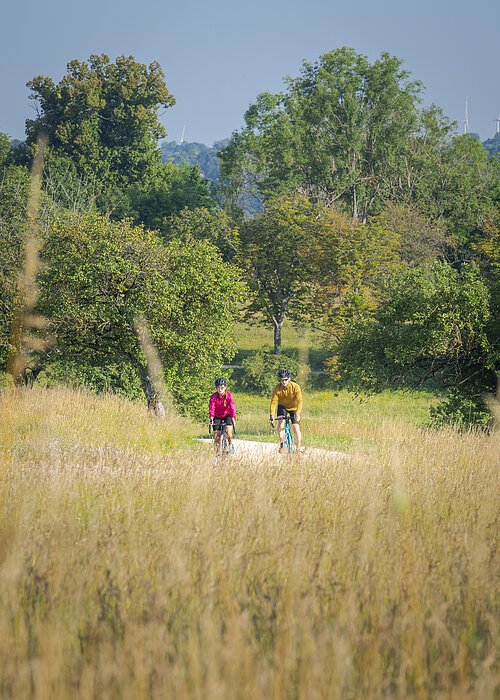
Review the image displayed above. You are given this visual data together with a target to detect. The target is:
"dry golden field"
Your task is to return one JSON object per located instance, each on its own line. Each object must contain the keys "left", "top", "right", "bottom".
{"left": 0, "top": 387, "right": 498, "bottom": 699}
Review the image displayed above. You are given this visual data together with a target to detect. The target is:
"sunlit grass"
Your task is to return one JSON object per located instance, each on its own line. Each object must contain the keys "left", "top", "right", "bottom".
{"left": 233, "top": 319, "right": 329, "bottom": 370}
{"left": 0, "top": 386, "right": 498, "bottom": 698}
{"left": 0, "top": 386, "right": 197, "bottom": 455}
{"left": 235, "top": 389, "right": 439, "bottom": 450}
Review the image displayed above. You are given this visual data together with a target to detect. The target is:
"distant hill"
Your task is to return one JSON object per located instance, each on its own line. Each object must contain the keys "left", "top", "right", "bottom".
{"left": 160, "top": 139, "right": 229, "bottom": 182}
{"left": 482, "top": 132, "right": 500, "bottom": 158}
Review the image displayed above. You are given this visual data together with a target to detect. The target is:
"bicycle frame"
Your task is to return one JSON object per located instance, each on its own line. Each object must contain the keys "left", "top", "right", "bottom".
{"left": 273, "top": 411, "right": 294, "bottom": 454}
{"left": 210, "top": 419, "right": 233, "bottom": 458}
{"left": 283, "top": 413, "right": 294, "bottom": 454}
{"left": 218, "top": 422, "right": 229, "bottom": 457}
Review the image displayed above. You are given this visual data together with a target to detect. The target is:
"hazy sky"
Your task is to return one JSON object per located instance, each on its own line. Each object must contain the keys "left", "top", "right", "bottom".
{"left": 1, "top": 0, "right": 499, "bottom": 146}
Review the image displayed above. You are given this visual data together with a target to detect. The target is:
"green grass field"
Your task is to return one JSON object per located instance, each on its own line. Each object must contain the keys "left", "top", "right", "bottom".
{"left": 229, "top": 320, "right": 440, "bottom": 451}
{"left": 233, "top": 389, "right": 438, "bottom": 450}
{"left": 232, "top": 320, "right": 330, "bottom": 371}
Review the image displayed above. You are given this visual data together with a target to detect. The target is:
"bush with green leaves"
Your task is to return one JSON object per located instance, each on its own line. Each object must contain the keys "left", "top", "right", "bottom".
{"left": 38, "top": 360, "right": 144, "bottom": 400}
{"left": 241, "top": 349, "right": 301, "bottom": 395}
{"left": 332, "top": 261, "right": 497, "bottom": 427}
{"left": 428, "top": 389, "right": 493, "bottom": 431}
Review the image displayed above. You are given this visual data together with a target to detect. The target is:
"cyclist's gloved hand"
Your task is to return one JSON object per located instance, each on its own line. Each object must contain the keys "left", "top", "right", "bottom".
{"left": 269, "top": 414, "right": 274, "bottom": 425}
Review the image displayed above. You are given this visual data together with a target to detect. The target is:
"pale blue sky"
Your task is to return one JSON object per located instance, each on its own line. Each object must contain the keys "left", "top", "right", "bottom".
{"left": 1, "top": 0, "right": 499, "bottom": 146}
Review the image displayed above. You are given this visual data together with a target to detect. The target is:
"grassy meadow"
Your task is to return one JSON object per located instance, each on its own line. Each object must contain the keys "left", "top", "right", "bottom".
{"left": 0, "top": 385, "right": 498, "bottom": 699}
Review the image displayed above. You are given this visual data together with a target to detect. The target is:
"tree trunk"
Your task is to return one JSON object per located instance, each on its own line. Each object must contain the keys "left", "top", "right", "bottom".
{"left": 272, "top": 316, "right": 283, "bottom": 355}
{"left": 137, "top": 364, "right": 166, "bottom": 419}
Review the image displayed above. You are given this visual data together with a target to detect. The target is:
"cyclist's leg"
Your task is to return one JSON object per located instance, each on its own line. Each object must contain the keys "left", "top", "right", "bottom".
{"left": 225, "top": 418, "right": 233, "bottom": 444}
{"left": 220, "top": 424, "right": 228, "bottom": 453}
{"left": 291, "top": 421, "right": 302, "bottom": 451}
{"left": 213, "top": 418, "right": 222, "bottom": 452}
{"left": 276, "top": 405, "right": 286, "bottom": 448}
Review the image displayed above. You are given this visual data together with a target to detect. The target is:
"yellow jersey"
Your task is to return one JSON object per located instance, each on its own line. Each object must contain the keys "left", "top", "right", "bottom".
{"left": 270, "top": 381, "right": 303, "bottom": 416}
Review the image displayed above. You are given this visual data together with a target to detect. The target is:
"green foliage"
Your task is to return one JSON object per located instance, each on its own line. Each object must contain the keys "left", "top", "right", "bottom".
{"left": 0, "top": 165, "right": 31, "bottom": 367}
{"left": 428, "top": 389, "right": 492, "bottom": 431}
{"left": 9, "top": 212, "right": 247, "bottom": 419}
{"left": 471, "top": 223, "right": 500, "bottom": 369}
{"left": 372, "top": 203, "right": 449, "bottom": 266}
{"left": 160, "top": 139, "right": 228, "bottom": 182}
{"left": 0, "top": 132, "right": 12, "bottom": 168}
{"left": 482, "top": 131, "right": 500, "bottom": 159}
{"left": 332, "top": 261, "right": 496, "bottom": 425}
{"left": 221, "top": 47, "right": 424, "bottom": 220}
{"left": 164, "top": 206, "right": 239, "bottom": 261}
{"left": 38, "top": 359, "right": 144, "bottom": 399}
{"left": 123, "top": 162, "right": 215, "bottom": 232}
{"left": 25, "top": 54, "right": 175, "bottom": 197}
{"left": 42, "top": 151, "right": 98, "bottom": 213}
{"left": 238, "top": 193, "right": 400, "bottom": 352}
{"left": 238, "top": 194, "right": 320, "bottom": 352}
{"left": 411, "top": 134, "right": 500, "bottom": 247}
{"left": 241, "top": 349, "right": 300, "bottom": 395}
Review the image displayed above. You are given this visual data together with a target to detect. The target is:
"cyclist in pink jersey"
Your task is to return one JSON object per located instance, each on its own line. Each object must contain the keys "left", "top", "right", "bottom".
{"left": 208, "top": 378, "right": 236, "bottom": 452}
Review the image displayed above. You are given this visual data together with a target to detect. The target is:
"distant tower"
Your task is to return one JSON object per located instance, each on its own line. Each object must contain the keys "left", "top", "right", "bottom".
{"left": 496, "top": 113, "right": 500, "bottom": 135}
{"left": 463, "top": 97, "right": 469, "bottom": 134}
{"left": 179, "top": 124, "right": 186, "bottom": 145}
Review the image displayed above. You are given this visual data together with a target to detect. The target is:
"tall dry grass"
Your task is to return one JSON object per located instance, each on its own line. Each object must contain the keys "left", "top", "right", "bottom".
{"left": 0, "top": 387, "right": 498, "bottom": 698}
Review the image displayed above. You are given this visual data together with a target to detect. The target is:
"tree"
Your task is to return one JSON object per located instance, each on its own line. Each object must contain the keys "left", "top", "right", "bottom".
{"left": 0, "top": 165, "right": 31, "bottom": 369}
{"left": 164, "top": 206, "right": 239, "bottom": 261}
{"left": 1, "top": 212, "right": 246, "bottom": 418}
{"left": 0, "top": 132, "right": 12, "bottom": 169}
{"left": 238, "top": 195, "right": 320, "bottom": 353}
{"left": 410, "top": 134, "right": 500, "bottom": 249}
{"left": 331, "top": 262, "right": 496, "bottom": 426}
{"left": 471, "top": 222, "right": 500, "bottom": 373}
{"left": 238, "top": 194, "right": 400, "bottom": 353}
{"left": 123, "top": 162, "right": 216, "bottom": 232}
{"left": 24, "top": 54, "right": 175, "bottom": 199}
{"left": 220, "top": 47, "right": 424, "bottom": 221}
{"left": 161, "top": 139, "right": 228, "bottom": 182}
{"left": 371, "top": 202, "right": 449, "bottom": 266}
{"left": 482, "top": 132, "right": 500, "bottom": 159}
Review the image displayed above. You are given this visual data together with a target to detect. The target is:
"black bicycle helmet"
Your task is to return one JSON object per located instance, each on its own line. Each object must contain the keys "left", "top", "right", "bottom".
{"left": 277, "top": 368, "right": 291, "bottom": 379}
{"left": 215, "top": 377, "right": 227, "bottom": 387}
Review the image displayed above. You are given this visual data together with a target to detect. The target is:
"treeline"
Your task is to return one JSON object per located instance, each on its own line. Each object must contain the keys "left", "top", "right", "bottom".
{"left": 1, "top": 49, "right": 499, "bottom": 426}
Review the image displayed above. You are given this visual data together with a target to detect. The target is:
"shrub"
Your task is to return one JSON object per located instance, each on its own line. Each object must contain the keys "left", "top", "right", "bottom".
{"left": 241, "top": 349, "right": 302, "bottom": 394}
{"left": 428, "top": 389, "right": 493, "bottom": 431}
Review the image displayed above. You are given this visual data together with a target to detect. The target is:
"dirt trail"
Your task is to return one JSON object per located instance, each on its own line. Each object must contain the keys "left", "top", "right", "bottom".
{"left": 199, "top": 438, "right": 347, "bottom": 461}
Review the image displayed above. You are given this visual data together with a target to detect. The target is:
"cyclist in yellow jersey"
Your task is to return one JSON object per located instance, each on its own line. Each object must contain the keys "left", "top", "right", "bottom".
{"left": 269, "top": 368, "right": 303, "bottom": 453}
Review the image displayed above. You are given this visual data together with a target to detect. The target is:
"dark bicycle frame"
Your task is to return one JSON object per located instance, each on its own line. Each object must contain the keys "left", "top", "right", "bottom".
{"left": 210, "top": 418, "right": 234, "bottom": 457}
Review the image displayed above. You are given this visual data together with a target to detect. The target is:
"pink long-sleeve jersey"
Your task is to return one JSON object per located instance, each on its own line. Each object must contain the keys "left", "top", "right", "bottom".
{"left": 209, "top": 390, "right": 236, "bottom": 420}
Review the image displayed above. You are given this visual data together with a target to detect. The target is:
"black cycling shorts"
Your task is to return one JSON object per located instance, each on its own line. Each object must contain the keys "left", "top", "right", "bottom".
{"left": 277, "top": 405, "right": 300, "bottom": 424}
{"left": 213, "top": 416, "right": 233, "bottom": 431}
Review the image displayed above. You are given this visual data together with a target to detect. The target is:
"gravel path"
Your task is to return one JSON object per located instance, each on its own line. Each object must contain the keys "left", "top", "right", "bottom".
{"left": 199, "top": 438, "right": 347, "bottom": 461}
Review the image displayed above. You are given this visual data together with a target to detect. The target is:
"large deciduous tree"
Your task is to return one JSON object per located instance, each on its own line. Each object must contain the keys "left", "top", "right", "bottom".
{"left": 238, "top": 194, "right": 400, "bottom": 353}
{"left": 25, "top": 54, "right": 175, "bottom": 197}
{"left": 220, "top": 47, "right": 423, "bottom": 221}
{"left": 1, "top": 210, "right": 245, "bottom": 418}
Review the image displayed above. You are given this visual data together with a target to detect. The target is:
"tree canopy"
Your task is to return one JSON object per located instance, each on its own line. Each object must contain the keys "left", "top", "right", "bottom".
{"left": 238, "top": 194, "right": 400, "bottom": 353}
{"left": 25, "top": 54, "right": 175, "bottom": 196}
{"left": 1, "top": 208, "right": 246, "bottom": 418}
{"left": 331, "top": 261, "right": 496, "bottom": 426}
{"left": 220, "top": 47, "right": 425, "bottom": 220}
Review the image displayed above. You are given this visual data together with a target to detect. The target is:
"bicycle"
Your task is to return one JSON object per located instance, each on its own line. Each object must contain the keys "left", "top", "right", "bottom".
{"left": 209, "top": 418, "right": 235, "bottom": 459}
{"left": 271, "top": 411, "right": 295, "bottom": 455}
